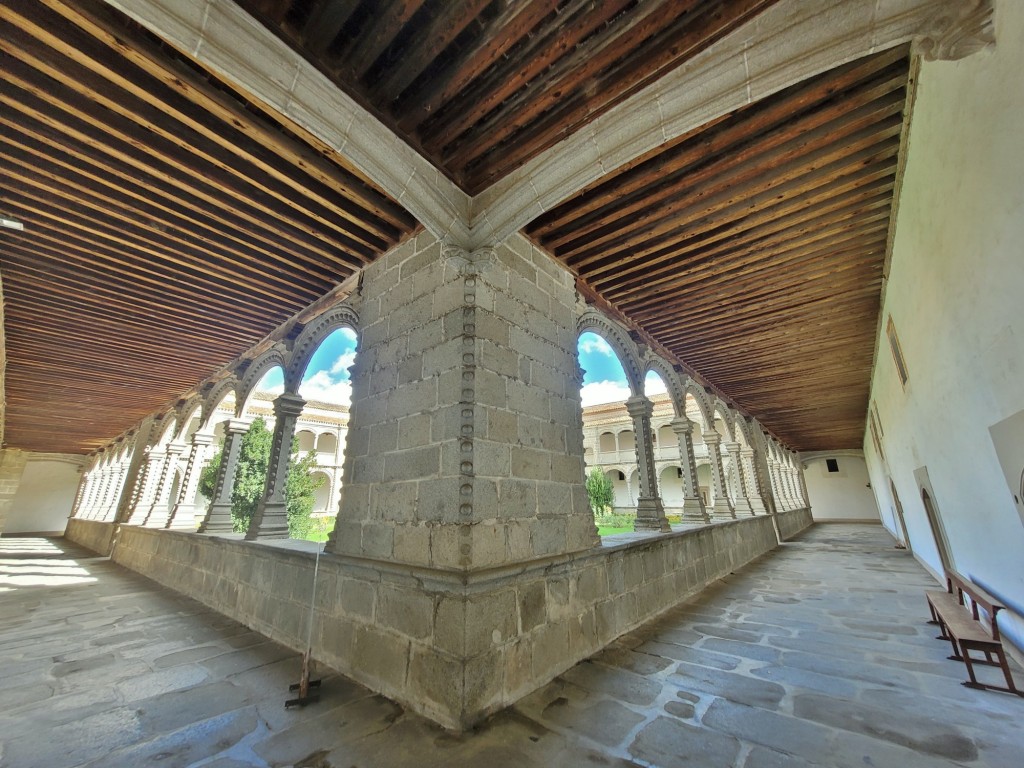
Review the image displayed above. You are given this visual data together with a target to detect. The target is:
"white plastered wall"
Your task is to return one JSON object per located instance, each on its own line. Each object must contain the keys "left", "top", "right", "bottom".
{"left": 865, "top": 1, "right": 1024, "bottom": 652}
{"left": 804, "top": 456, "right": 880, "bottom": 522}
{"left": 5, "top": 455, "right": 83, "bottom": 534}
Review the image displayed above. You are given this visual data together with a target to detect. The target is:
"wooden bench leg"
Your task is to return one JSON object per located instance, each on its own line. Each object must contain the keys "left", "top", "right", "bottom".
{"left": 960, "top": 641, "right": 1024, "bottom": 697}
{"left": 944, "top": 632, "right": 962, "bottom": 661}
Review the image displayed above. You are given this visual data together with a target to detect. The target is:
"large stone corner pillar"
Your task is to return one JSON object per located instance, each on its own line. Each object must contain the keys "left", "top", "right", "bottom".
{"left": 246, "top": 392, "right": 306, "bottom": 540}
{"left": 702, "top": 431, "right": 735, "bottom": 520}
{"left": 167, "top": 432, "right": 215, "bottom": 530}
{"left": 670, "top": 417, "right": 709, "bottom": 523}
{"left": 329, "top": 233, "right": 599, "bottom": 570}
{"left": 625, "top": 395, "right": 671, "bottom": 532}
{"left": 724, "top": 442, "right": 754, "bottom": 516}
{"left": 198, "top": 418, "right": 249, "bottom": 534}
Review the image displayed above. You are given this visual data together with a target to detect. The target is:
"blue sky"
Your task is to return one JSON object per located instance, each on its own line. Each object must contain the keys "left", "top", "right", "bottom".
{"left": 578, "top": 332, "right": 665, "bottom": 406}
{"left": 257, "top": 328, "right": 658, "bottom": 407}
{"left": 256, "top": 327, "right": 358, "bottom": 404}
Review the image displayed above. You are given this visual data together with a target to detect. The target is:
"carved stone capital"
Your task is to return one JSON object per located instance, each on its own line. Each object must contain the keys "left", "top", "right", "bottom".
{"left": 918, "top": 0, "right": 994, "bottom": 61}
{"left": 442, "top": 243, "right": 497, "bottom": 275}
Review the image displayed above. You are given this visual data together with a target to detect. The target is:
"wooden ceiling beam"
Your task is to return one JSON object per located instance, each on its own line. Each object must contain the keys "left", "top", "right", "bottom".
{"left": 375, "top": 0, "right": 493, "bottom": 104}
{"left": 396, "top": 0, "right": 560, "bottom": 134}
{"left": 0, "top": 29, "right": 382, "bottom": 260}
{"left": 0, "top": 84, "right": 363, "bottom": 272}
{"left": 0, "top": 119, "right": 345, "bottom": 281}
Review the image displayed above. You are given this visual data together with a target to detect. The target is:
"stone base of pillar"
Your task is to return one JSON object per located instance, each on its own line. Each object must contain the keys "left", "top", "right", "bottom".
{"left": 681, "top": 497, "right": 710, "bottom": 523}
{"left": 749, "top": 497, "right": 768, "bottom": 515}
{"left": 145, "top": 506, "right": 172, "bottom": 528}
{"left": 710, "top": 502, "right": 736, "bottom": 520}
{"left": 634, "top": 497, "right": 671, "bottom": 532}
{"left": 198, "top": 503, "right": 235, "bottom": 534}
{"left": 166, "top": 504, "right": 198, "bottom": 530}
{"left": 732, "top": 498, "right": 755, "bottom": 517}
{"left": 245, "top": 501, "right": 289, "bottom": 540}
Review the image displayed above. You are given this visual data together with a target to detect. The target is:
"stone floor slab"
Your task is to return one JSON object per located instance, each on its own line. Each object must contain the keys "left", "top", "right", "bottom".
{"left": 2, "top": 527, "right": 1022, "bottom": 767}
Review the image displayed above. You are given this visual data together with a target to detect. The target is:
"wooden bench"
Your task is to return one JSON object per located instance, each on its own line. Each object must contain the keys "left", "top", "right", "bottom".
{"left": 925, "top": 569, "right": 1021, "bottom": 696}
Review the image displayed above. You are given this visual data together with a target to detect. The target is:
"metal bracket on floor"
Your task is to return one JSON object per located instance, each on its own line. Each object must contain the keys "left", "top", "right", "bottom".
{"left": 285, "top": 648, "right": 321, "bottom": 708}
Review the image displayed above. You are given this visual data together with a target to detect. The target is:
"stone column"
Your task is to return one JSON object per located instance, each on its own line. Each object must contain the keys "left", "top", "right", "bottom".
{"left": 797, "top": 461, "right": 812, "bottom": 510}
{"left": 246, "top": 393, "right": 306, "bottom": 540}
{"left": 740, "top": 447, "right": 768, "bottom": 514}
{"left": 788, "top": 457, "right": 805, "bottom": 509}
{"left": 625, "top": 395, "right": 671, "bottom": 533}
{"left": 702, "top": 431, "right": 735, "bottom": 519}
{"left": 199, "top": 419, "right": 249, "bottom": 533}
{"left": 82, "top": 469, "right": 102, "bottom": 519}
{"left": 777, "top": 457, "right": 795, "bottom": 510}
{"left": 112, "top": 416, "right": 157, "bottom": 525}
{"left": 766, "top": 456, "right": 785, "bottom": 511}
{"left": 145, "top": 441, "right": 186, "bottom": 528}
{"left": 670, "top": 417, "right": 709, "bottom": 523}
{"left": 167, "top": 432, "right": 215, "bottom": 530}
{"left": 126, "top": 448, "right": 165, "bottom": 525}
{"left": 724, "top": 442, "right": 754, "bottom": 516}
{"left": 98, "top": 467, "right": 121, "bottom": 521}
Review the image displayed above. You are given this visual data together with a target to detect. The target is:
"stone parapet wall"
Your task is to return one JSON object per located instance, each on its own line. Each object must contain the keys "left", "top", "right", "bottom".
{"left": 64, "top": 518, "right": 118, "bottom": 555}
{"left": 113, "top": 514, "right": 791, "bottom": 729}
{"left": 776, "top": 507, "right": 813, "bottom": 541}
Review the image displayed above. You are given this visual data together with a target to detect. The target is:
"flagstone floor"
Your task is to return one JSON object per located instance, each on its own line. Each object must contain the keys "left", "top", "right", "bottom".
{"left": 1, "top": 524, "right": 1021, "bottom": 768}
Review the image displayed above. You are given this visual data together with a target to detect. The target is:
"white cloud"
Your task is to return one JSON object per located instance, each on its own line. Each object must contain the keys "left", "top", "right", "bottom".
{"left": 580, "top": 380, "right": 631, "bottom": 407}
{"left": 578, "top": 335, "right": 614, "bottom": 357}
{"left": 329, "top": 350, "right": 357, "bottom": 377}
{"left": 299, "top": 370, "right": 352, "bottom": 405}
{"left": 644, "top": 374, "right": 667, "bottom": 397}
{"left": 258, "top": 382, "right": 284, "bottom": 396}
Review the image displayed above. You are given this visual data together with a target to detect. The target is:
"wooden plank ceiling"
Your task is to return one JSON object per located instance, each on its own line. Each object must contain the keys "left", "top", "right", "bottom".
{"left": 234, "top": 0, "right": 779, "bottom": 194}
{"left": 0, "top": 0, "right": 418, "bottom": 454}
{"left": 526, "top": 47, "right": 912, "bottom": 451}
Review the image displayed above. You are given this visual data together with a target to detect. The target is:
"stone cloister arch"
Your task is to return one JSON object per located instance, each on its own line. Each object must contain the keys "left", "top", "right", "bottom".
{"left": 70, "top": 301, "right": 361, "bottom": 540}
{"left": 642, "top": 355, "right": 708, "bottom": 524}
{"left": 125, "top": 412, "right": 178, "bottom": 527}
{"left": 577, "top": 312, "right": 668, "bottom": 532}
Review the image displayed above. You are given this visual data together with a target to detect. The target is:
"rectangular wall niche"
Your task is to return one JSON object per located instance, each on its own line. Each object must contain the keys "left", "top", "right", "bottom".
{"left": 826, "top": 458, "right": 840, "bottom": 473}
{"left": 886, "top": 316, "right": 909, "bottom": 386}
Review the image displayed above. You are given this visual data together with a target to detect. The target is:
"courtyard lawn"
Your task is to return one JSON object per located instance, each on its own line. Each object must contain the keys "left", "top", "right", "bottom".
{"left": 597, "top": 525, "right": 633, "bottom": 537}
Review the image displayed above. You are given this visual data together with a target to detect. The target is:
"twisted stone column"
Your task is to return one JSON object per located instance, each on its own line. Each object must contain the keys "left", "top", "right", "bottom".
{"left": 724, "top": 442, "right": 754, "bottom": 516}
{"left": 740, "top": 447, "right": 768, "bottom": 514}
{"left": 167, "top": 432, "right": 215, "bottom": 530}
{"left": 199, "top": 419, "right": 249, "bottom": 534}
{"left": 702, "top": 431, "right": 735, "bottom": 519}
{"left": 145, "top": 442, "right": 187, "bottom": 527}
{"left": 99, "top": 466, "right": 125, "bottom": 521}
{"left": 625, "top": 395, "right": 670, "bottom": 532}
{"left": 671, "top": 417, "right": 709, "bottom": 523}
{"left": 247, "top": 393, "right": 306, "bottom": 540}
{"left": 127, "top": 448, "right": 165, "bottom": 524}
{"left": 84, "top": 469, "right": 105, "bottom": 519}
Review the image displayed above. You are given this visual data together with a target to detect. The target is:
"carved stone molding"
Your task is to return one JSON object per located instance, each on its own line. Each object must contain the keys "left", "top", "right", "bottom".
{"left": 918, "top": 0, "right": 995, "bottom": 61}
{"left": 441, "top": 243, "right": 497, "bottom": 275}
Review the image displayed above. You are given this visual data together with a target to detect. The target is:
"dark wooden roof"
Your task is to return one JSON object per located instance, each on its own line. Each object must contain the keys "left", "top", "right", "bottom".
{"left": 234, "top": 0, "right": 779, "bottom": 194}
{"left": 0, "top": 0, "right": 417, "bottom": 454}
{"left": 526, "top": 47, "right": 912, "bottom": 451}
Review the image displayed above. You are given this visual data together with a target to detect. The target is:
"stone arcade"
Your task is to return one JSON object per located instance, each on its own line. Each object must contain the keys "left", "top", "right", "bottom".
{"left": 2, "top": 0, "right": 1023, "bottom": 747}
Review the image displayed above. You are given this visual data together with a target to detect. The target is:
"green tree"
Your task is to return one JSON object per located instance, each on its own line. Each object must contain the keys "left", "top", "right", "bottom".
{"left": 585, "top": 467, "right": 615, "bottom": 516}
{"left": 197, "top": 416, "right": 325, "bottom": 538}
